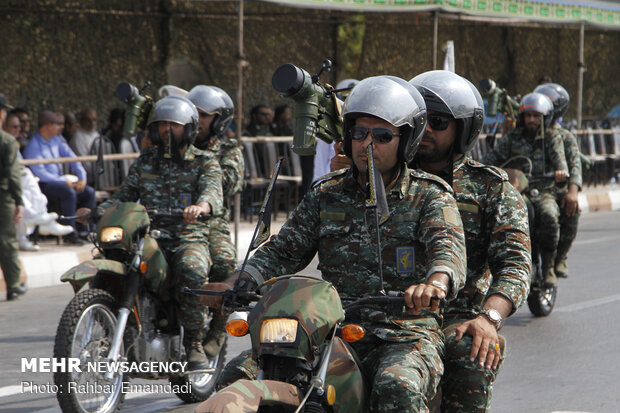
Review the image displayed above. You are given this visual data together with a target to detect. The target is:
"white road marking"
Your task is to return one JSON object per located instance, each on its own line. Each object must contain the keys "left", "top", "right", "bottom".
{"left": 555, "top": 294, "right": 620, "bottom": 313}
{"left": 0, "top": 385, "right": 23, "bottom": 398}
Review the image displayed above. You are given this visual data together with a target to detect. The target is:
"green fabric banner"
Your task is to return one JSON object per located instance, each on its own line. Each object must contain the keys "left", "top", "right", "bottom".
{"left": 261, "top": 0, "right": 620, "bottom": 28}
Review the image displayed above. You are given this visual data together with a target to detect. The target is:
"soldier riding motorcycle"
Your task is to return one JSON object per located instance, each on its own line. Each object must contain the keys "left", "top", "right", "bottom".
{"left": 53, "top": 96, "right": 227, "bottom": 413}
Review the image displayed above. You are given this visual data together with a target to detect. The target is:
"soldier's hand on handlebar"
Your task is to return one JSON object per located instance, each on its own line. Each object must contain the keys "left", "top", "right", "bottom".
{"left": 404, "top": 283, "right": 446, "bottom": 315}
{"left": 554, "top": 170, "right": 568, "bottom": 183}
{"left": 199, "top": 282, "right": 234, "bottom": 309}
{"left": 183, "top": 202, "right": 210, "bottom": 223}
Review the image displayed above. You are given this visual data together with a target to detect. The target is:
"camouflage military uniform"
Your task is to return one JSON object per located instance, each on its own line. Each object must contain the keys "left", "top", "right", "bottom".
{"left": 0, "top": 130, "right": 23, "bottom": 292}
{"left": 554, "top": 125, "right": 582, "bottom": 277}
{"left": 483, "top": 127, "right": 567, "bottom": 284}
{"left": 197, "top": 136, "right": 244, "bottom": 282}
{"left": 427, "top": 156, "right": 531, "bottom": 413}
{"left": 219, "top": 165, "right": 467, "bottom": 412}
{"left": 100, "top": 146, "right": 223, "bottom": 334}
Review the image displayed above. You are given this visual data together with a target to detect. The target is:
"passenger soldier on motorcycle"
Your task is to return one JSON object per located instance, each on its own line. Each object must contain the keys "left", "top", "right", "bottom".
{"left": 84, "top": 95, "right": 224, "bottom": 370}
{"left": 187, "top": 85, "right": 244, "bottom": 359}
{"left": 483, "top": 92, "right": 568, "bottom": 288}
{"left": 204, "top": 75, "right": 467, "bottom": 412}
{"left": 410, "top": 70, "right": 531, "bottom": 412}
{"left": 533, "top": 83, "right": 582, "bottom": 279}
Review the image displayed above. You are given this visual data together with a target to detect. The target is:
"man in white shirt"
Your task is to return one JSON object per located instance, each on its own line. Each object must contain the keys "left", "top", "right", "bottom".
{"left": 70, "top": 108, "right": 100, "bottom": 157}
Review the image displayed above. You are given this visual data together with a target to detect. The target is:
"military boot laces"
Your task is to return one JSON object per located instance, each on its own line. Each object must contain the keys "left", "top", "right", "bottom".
{"left": 187, "top": 338, "right": 210, "bottom": 371}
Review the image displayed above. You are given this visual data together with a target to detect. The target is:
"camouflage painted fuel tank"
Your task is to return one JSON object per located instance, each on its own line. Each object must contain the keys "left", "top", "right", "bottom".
{"left": 247, "top": 276, "right": 366, "bottom": 412}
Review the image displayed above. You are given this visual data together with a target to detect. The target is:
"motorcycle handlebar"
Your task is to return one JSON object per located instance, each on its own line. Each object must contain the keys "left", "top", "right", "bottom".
{"left": 147, "top": 209, "right": 210, "bottom": 222}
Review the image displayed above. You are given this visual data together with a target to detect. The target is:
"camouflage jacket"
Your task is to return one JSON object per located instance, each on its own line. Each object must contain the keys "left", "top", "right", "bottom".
{"left": 244, "top": 165, "right": 467, "bottom": 341}
{"left": 445, "top": 156, "right": 531, "bottom": 316}
{"left": 0, "top": 130, "right": 23, "bottom": 206}
{"left": 555, "top": 124, "right": 583, "bottom": 190}
{"left": 100, "top": 145, "right": 223, "bottom": 242}
{"left": 482, "top": 126, "right": 568, "bottom": 188}
{"left": 198, "top": 136, "right": 244, "bottom": 200}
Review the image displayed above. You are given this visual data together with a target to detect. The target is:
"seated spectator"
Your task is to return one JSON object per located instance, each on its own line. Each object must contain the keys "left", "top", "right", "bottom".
{"left": 270, "top": 104, "right": 293, "bottom": 136}
{"left": 23, "top": 110, "right": 96, "bottom": 245}
{"left": 244, "top": 104, "right": 273, "bottom": 137}
{"left": 63, "top": 111, "right": 78, "bottom": 143}
{"left": 10, "top": 107, "right": 32, "bottom": 151}
{"left": 102, "top": 108, "right": 125, "bottom": 152}
{"left": 3, "top": 112, "right": 73, "bottom": 250}
{"left": 70, "top": 108, "right": 100, "bottom": 156}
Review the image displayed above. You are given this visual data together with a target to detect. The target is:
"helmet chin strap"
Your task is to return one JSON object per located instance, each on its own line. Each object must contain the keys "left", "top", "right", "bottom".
{"left": 162, "top": 124, "right": 184, "bottom": 165}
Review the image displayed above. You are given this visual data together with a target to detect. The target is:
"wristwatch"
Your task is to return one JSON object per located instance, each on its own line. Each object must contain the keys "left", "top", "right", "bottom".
{"left": 480, "top": 308, "right": 502, "bottom": 329}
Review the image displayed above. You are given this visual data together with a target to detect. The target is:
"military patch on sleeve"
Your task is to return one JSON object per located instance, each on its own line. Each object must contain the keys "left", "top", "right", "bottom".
{"left": 180, "top": 193, "right": 192, "bottom": 207}
{"left": 396, "top": 247, "right": 415, "bottom": 274}
{"left": 442, "top": 206, "right": 460, "bottom": 226}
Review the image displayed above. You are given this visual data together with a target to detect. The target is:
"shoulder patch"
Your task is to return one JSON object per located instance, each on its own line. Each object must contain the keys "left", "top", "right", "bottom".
{"left": 465, "top": 159, "right": 508, "bottom": 181}
{"left": 410, "top": 169, "right": 452, "bottom": 192}
{"left": 311, "top": 169, "right": 348, "bottom": 189}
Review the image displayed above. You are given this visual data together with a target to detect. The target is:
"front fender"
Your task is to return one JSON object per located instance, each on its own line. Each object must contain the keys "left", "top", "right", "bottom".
{"left": 60, "top": 259, "right": 126, "bottom": 293}
{"left": 194, "top": 379, "right": 303, "bottom": 413}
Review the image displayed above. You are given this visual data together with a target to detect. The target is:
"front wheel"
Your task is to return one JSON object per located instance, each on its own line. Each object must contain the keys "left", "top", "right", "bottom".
{"left": 54, "top": 288, "right": 126, "bottom": 413}
{"left": 528, "top": 285, "right": 557, "bottom": 316}
{"left": 170, "top": 337, "right": 227, "bottom": 403}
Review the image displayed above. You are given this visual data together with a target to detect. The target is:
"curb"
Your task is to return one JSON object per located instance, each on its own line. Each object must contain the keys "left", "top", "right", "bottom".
{"left": 578, "top": 189, "right": 620, "bottom": 213}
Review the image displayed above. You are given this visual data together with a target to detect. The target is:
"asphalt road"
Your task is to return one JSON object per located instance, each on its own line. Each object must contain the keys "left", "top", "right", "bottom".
{"left": 1, "top": 210, "right": 618, "bottom": 413}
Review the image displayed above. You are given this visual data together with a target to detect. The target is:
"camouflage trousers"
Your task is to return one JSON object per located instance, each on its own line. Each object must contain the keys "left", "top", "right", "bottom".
{"left": 0, "top": 200, "right": 21, "bottom": 291}
{"left": 437, "top": 318, "right": 506, "bottom": 413}
{"left": 161, "top": 240, "right": 212, "bottom": 333}
{"left": 556, "top": 190, "right": 580, "bottom": 266}
{"left": 530, "top": 189, "right": 560, "bottom": 252}
{"left": 208, "top": 216, "right": 237, "bottom": 283}
{"left": 217, "top": 333, "right": 444, "bottom": 413}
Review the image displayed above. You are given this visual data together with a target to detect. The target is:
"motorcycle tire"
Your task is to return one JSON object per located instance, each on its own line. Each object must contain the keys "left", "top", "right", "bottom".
{"left": 54, "top": 288, "right": 126, "bottom": 413}
{"left": 169, "top": 337, "right": 227, "bottom": 403}
{"left": 527, "top": 285, "right": 557, "bottom": 317}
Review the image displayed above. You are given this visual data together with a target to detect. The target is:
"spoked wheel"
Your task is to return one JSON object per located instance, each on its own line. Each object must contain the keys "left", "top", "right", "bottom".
{"left": 170, "top": 337, "right": 227, "bottom": 403}
{"left": 528, "top": 284, "right": 557, "bottom": 317}
{"left": 54, "top": 289, "right": 126, "bottom": 413}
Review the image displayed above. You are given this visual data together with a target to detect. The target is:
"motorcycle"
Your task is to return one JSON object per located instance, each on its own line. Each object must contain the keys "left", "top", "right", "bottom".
{"left": 190, "top": 275, "right": 439, "bottom": 413}
{"left": 53, "top": 202, "right": 226, "bottom": 413}
{"left": 503, "top": 157, "right": 559, "bottom": 316}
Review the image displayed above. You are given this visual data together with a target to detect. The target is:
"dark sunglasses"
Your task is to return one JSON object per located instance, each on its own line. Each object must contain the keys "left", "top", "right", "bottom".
{"left": 350, "top": 125, "right": 400, "bottom": 143}
{"left": 427, "top": 114, "right": 453, "bottom": 131}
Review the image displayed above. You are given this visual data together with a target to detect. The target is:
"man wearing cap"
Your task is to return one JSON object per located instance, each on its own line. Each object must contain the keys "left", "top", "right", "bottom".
{"left": 23, "top": 110, "right": 96, "bottom": 245}
{"left": 0, "top": 93, "right": 28, "bottom": 300}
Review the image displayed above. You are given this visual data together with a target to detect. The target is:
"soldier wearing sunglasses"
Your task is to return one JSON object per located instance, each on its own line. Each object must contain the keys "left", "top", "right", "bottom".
{"left": 204, "top": 75, "right": 467, "bottom": 412}
{"left": 410, "top": 70, "right": 531, "bottom": 413}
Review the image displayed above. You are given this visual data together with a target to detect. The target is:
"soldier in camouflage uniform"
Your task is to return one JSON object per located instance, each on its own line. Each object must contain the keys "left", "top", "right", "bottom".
{"left": 94, "top": 96, "right": 224, "bottom": 370}
{"left": 534, "top": 83, "right": 582, "bottom": 279}
{"left": 203, "top": 76, "right": 467, "bottom": 412}
{"left": 0, "top": 107, "right": 27, "bottom": 300}
{"left": 483, "top": 92, "right": 568, "bottom": 288}
{"left": 410, "top": 71, "right": 531, "bottom": 412}
{"left": 187, "top": 85, "right": 244, "bottom": 358}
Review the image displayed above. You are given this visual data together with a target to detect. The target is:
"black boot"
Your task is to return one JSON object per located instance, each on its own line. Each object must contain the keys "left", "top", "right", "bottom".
{"left": 204, "top": 313, "right": 228, "bottom": 358}
{"left": 7, "top": 282, "right": 28, "bottom": 301}
{"left": 186, "top": 330, "right": 210, "bottom": 371}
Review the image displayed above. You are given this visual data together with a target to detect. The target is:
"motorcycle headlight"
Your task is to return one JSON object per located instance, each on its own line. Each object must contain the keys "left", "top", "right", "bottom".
{"left": 100, "top": 227, "right": 124, "bottom": 243}
{"left": 260, "top": 319, "right": 298, "bottom": 343}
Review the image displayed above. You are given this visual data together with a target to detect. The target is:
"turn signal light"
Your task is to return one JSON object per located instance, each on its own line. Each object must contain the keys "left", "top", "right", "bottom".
{"left": 226, "top": 319, "right": 249, "bottom": 337}
{"left": 326, "top": 384, "right": 336, "bottom": 405}
{"left": 139, "top": 262, "right": 147, "bottom": 274}
{"left": 341, "top": 324, "right": 365, "bottom": 342}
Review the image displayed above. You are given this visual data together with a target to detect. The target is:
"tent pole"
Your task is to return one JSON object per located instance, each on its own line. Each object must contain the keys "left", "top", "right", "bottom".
{"left": 576, "top": 23, "right": 585, "bottom": 129}
{"left": 433, "top": 11, "right": 439, "bottom": 69}
{"left": 234, "top": 0, "right": 245, "bottom": 249}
